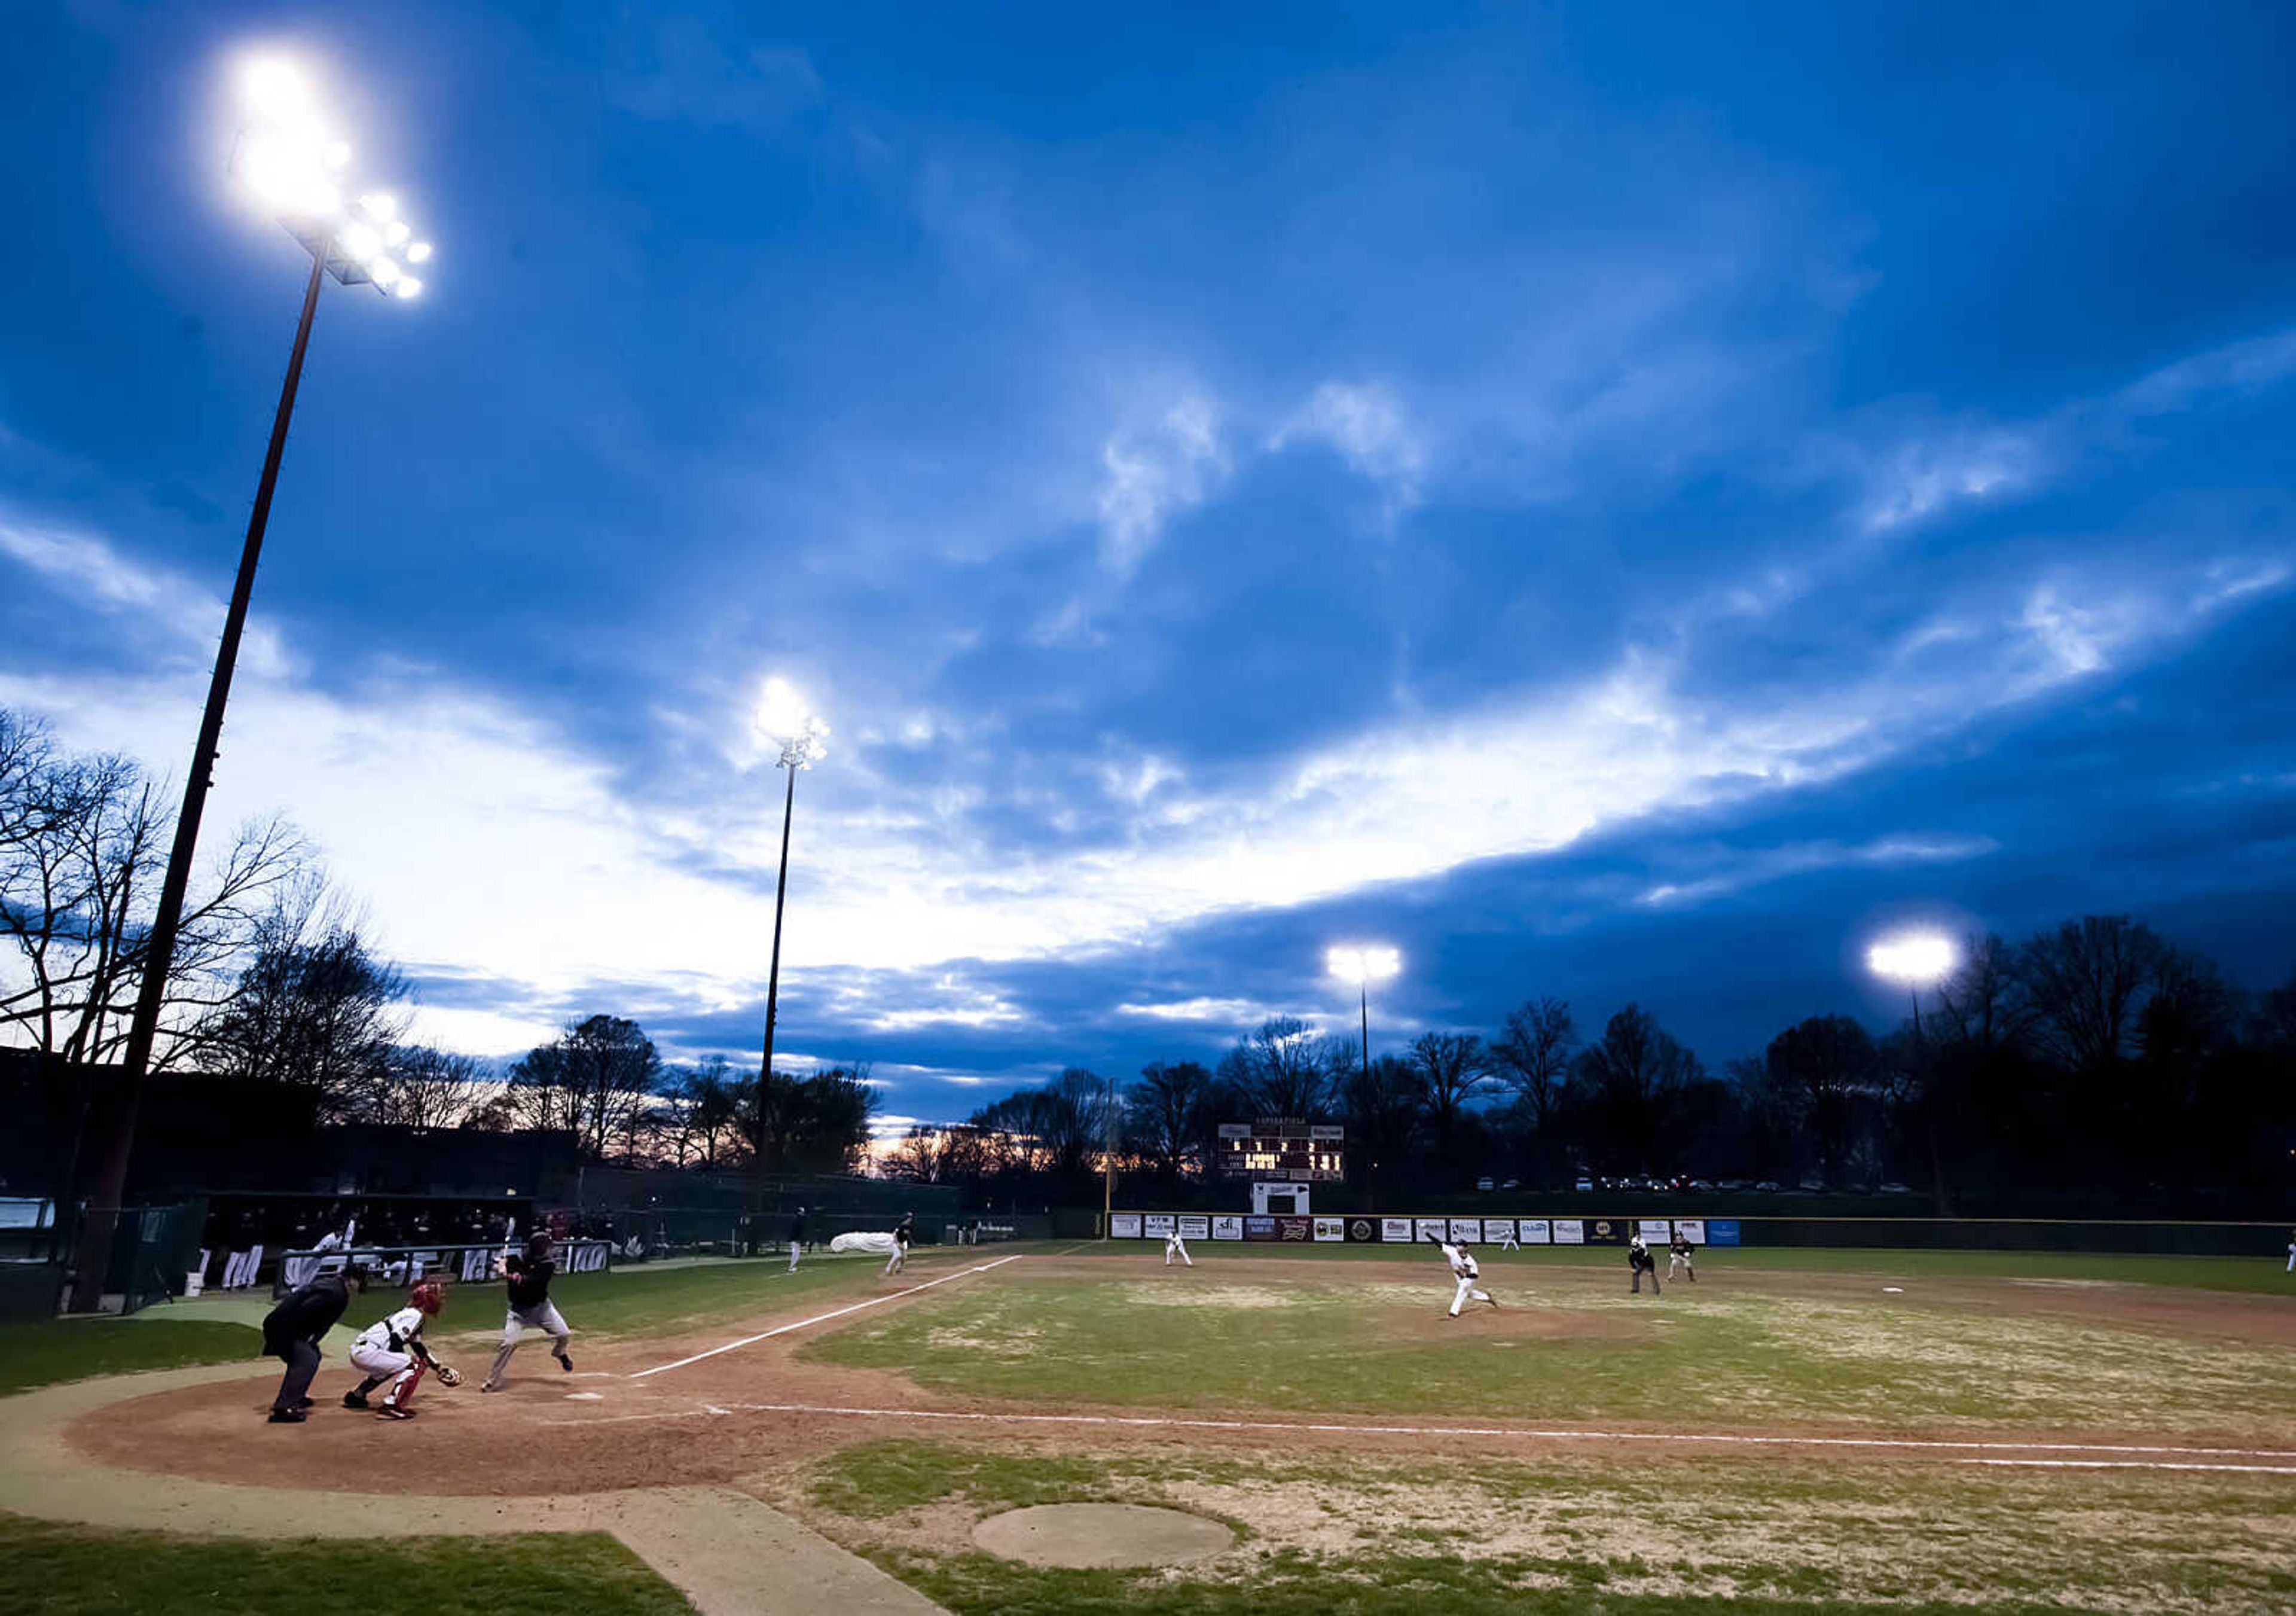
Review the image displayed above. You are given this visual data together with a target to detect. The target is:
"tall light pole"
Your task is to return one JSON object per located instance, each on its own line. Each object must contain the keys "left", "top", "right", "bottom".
{"left": 1866, "top": 928, "right": 1959, "bottom": 1217}
{"left": 1326, "top": 944, "right": 1402, "bottom": 1085}
{"left": 70, "top": 59, "right": 432, "bottom": 1312}
{"left": 753, "top": 679, "right": 829, "bottom": 1172}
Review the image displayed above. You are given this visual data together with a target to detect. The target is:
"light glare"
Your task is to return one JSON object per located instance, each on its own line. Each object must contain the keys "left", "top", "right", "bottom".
{"left": 338, "top": 219, "right": 382, "bottom": 261}
{"left": 242, "top": 59, "right": 310, "bottom": 119}
{"left": 1867, "top": 929, "right": 1958, "bottom": 989}
{"left": 395, "top": 276, "right": 423, "bottom": 299}
{"left": 756, "top": 677, "right": 824, "bottom": 746}
{"left": 407, "top": 241, "right": 433, "bottom": 263}
{"left": 1327, "top": 944, "right": 1402, "bottom": 985}
{"left": 359, "top": 191, "right": 399, "bottom": 222}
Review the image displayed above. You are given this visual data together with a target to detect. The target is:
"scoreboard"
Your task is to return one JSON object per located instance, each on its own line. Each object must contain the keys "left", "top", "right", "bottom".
{"left": 1216, "top": 1118, "right": 1345, "bottom": 1181}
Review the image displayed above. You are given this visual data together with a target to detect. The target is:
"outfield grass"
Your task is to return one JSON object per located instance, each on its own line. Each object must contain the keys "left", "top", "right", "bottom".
{"left": 0, "top": 1513, "right": 691, "bottom": 1616}
{"left": 1085, "top": 1238, "right": 2296, "bottom": 1294}
{"left": 800, "top": 1437, "right": 2296, "bottom": 1616}
{"left": 806, "top": 1265, "right": 2296, "bottom": 1434}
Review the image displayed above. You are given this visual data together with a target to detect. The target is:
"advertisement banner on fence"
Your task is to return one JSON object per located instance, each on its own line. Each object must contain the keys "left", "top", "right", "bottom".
{"left": 1448, "top": 1218, "right": 1482, "bottom": 1243}
{"left": 1552, "top": 1218, "right": 1585, "bottom": 1244}
{"left": 1519, "top": 1219, "right": 1552, "bottom": 1245}
{"left": 1415, "top": 1218, "right": 1447, "bottom": 1244}
{"left": 1313, "top": 1216, "right": 1346, "bottom": 1242}
{"left": 1111, "top": 1213, "right": 1143, "bottom": 1239}
{"left": 1244, "top": 1215, "right": 1279, "bottom": 1241}
{"left": 1638, "top": 1219, "right": 1672, "bottom": 1243}
{"left": 1278, "top": 1215, "right": 1314, "bottom": 1242}
{"left": 1212, "top": 1215, "right": 1244, "bottom": 1240}
{"left": 1672, "top": 1218, "right": 1705, "bottom": 1245}
{"left": 1706, "top": 1219, "right": 1742, "bottom": 1246}
{"left": 1382, "top": 1217, "right": 1416, "bottom": 1243}
{"left": 1144, "top": 1213, "right": 1177, "bottom": 1239}
{"left": 1178, "top": 1214, "right": 1210, "bottom": 1240}
{"left": 1345, "top": 1216, "right": 1378, "bottom": 1243}
{"left": 1583, "top": 1217, "right": 1627, "bottom": 1245}
{"left": 1481, "top": 1219, "right": 1518, "bottom": 1243}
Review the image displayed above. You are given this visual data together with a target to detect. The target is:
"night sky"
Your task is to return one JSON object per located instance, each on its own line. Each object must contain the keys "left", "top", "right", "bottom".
{"left": 4, "top": 2, "right": 2292, "bottom": 1129}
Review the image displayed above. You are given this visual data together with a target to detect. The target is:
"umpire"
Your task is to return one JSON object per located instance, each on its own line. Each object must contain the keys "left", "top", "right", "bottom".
{"left": 260, "top": 1261, "right": 365, "bottom": 1423}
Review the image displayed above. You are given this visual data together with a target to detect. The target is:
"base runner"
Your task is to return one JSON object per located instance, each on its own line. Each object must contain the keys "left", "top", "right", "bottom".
{"left": 343, "top": 1279, "right": 461, "bottom": 1419}
{"left": 1629, "top": 1234, "right": 1661, "bottom": 1294}
{"left": 481, "top": 1232, "right": 574, "bottom": 1392}
{"left": 1433, "top": 1234, "right": 1498, "bottom": 1317}
{"left": 1668, "top": 1234, "right": 1697, "bottom": 1283}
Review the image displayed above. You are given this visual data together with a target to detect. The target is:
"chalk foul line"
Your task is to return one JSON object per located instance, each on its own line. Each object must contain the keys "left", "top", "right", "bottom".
{"left": 640, "top": 1399, "right": 2296, "bottom": 1471}
{"left": 628, "top": 1254, "right": 1027, "bottom": 1379}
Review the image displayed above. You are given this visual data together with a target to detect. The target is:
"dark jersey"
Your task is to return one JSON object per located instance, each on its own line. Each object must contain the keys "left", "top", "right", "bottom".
{"left": 789, "top": 1212, "right": 807, "bottom": 1243}
{"left": 1628, "top": 1245, "right": 1656, "bottom": 1272}
{"left": 261, "top": 1273, "right": 352, "bottom": 1347}
{"left": 1671, "top": 1239, "right": 1694, "bottom": 1258}
{"left": 505, "top": 1254, "right": 557, "bottom": 1311}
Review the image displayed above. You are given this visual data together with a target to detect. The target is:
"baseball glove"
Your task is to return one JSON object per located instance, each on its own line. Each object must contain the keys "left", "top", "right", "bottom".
{"left": 435, "top": 1364, "right": 463, "bottom": 1388}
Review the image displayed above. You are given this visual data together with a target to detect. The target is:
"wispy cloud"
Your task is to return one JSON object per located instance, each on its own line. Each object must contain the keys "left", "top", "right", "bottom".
{"left": 1096, "top": 397, "right": 1222, "bottom": 575}
{"left": 0, "top": 518, "right": 292, "bottom": 678}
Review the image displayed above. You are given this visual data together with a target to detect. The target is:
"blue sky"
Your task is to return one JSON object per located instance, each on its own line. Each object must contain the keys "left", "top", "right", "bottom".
{"left": 4, "top": 2, "right": 2292, "bottom": 1127}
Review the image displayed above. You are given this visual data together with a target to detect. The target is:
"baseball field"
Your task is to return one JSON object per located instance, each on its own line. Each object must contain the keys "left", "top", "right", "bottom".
{"left": 4, "top": 1239, "right": 2294, "bottom": 1614}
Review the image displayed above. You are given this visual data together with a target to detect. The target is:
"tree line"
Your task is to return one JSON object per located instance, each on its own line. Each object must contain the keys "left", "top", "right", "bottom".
{"left": 1, "top": 709, "right": 875, "bottom": 1179}
{"left": 896, "top": 916, "right": 2296, "bottom": 1214}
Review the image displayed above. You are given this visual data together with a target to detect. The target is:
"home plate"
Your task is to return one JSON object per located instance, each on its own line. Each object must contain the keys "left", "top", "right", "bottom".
{"left": 566, "top": 1392, "right": 606, "bottom": 1401}
{"left": 1882, "top": 1286, "right": 1905, "bottom": 1294}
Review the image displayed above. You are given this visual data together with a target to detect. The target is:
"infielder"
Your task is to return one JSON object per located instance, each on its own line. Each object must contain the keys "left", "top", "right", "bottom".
{"left": 1495, "top": 1221, "right": 1522, "bottom": 1252}
{"left": 1628, "top": 1233, "right": 1660, "bottom": 1295}
{"left": 1668, "top": 1234, "right": 1697, "bottom": 1283}
{"left": 2286, "top": 1230, "right": 2294, "bottom": 1274}
{"left": 259, "top": 1261, "right": 366, "bottom": 1423}
{"left": 886, "top": 1212, "right": 914, "bottom": 1275}
{"left": 343, "top": 1279, "right": 460, "bottom": 1419}
{"left": 481, "top": 1233, "right": 574, "bottom": 1392}
{"left": 788, "top": 1205, "right": 807, "bottom": 1273}
{"left": 1434, "top": 1234, "right": 1498, "bottom": 1317}
{"left": 1164, "top": 1225, "right": 1193, "bottom": 1266}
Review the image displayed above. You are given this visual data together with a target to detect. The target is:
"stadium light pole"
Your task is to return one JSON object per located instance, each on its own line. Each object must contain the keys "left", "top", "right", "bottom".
{"left": 68, "top": 57, "right": 432, "bottom": 1313}
{"left": 1866, "top": 928, "right": 1959, "bottom": 1216}
{"left": 1326, "top": 944, "right": 1402, "bottom": 1084}
{"left": 753, "top": 679, "right": 829, "bottom": 1165}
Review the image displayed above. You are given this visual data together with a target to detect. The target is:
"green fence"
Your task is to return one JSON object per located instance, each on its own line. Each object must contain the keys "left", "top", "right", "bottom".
{"left": 100, "top": 1199, "right": 209, "bottom": 1315}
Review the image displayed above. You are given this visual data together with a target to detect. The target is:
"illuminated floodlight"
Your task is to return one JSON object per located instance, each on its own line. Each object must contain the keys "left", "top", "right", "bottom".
{"left": 1326, "top": 944, "right": 1402, "bottom": 986}
{"left": 1866, "top": 929, "right": 1957, "bottom": 989}
{"left": 756, "top": 677, "right": 830, "bottom": 765}
{"left": 230, "top": 60, "right": 434, "bottom": 302}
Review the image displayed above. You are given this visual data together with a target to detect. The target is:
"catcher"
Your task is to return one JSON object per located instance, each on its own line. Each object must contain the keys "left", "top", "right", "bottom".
{"left": 343, "top": 1277, "right": 463, "bottom": 1419}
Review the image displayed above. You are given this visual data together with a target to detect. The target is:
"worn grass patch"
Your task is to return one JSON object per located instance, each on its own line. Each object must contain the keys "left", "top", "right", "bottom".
{"left": 799, "top": 1438, "right": 2296, "bottom": 1615}
{"left": 0, "top": 1512, "right": 691, "bottom": 1615}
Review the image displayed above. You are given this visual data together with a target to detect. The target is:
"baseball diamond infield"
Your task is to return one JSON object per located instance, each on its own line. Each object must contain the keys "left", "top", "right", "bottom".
{"left": 10, "top": 1242, "right": 2296, "bottom": 1612}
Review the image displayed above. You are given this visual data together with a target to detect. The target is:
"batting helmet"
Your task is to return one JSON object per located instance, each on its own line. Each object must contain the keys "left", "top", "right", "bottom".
{"left": 409, "top": 1279, "right": 444, "bottom": 1315}
{"left": 527, "top": 1231, "right": 553, "bottom": 1259}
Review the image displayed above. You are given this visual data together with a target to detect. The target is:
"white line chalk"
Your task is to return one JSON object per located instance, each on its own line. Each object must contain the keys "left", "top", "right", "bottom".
{"left": 629, "top": 1255, "right": 1027, "bottom": 1379}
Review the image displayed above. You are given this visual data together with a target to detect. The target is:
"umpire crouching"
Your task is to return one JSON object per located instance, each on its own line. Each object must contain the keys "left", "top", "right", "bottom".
{"left": 260, "top": 1261, "right": 367, "bottom": 1423}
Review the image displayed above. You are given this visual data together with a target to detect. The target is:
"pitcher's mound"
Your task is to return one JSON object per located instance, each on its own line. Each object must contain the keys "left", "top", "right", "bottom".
{"left": 972, "top": 1502, "right": 1234, "bottom": 1567}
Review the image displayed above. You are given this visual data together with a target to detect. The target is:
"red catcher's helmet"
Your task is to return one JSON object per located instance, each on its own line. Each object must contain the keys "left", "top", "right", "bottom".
{"left": 410, "top": 1279, "right": 444, "bottom": 1316}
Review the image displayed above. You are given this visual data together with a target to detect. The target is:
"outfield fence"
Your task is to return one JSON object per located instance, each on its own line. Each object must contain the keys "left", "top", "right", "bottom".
{"left": 1103, "top": 1209, "right": 2294, "bottom": 1257}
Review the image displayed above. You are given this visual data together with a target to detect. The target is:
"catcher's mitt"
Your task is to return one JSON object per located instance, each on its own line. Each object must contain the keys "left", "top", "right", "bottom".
{"left": 435, "top": 1364, "right": 464, "bottom": 1388}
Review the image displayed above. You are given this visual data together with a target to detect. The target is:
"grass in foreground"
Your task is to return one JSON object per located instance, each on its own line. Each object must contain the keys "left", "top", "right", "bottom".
{"left": 0, "top": 1513, "right": 690, "bottom": 1616}
{"left": 796, "top": 1437, "right": 2296, "bottom": 1616}
{"left": 807, "top": 1267, "right": 2296, "bottom": 1435}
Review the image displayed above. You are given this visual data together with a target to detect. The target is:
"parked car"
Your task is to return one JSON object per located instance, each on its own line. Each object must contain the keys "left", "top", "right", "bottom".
{"left": 1796, "top": 1178, "right": 1827, "bottom": 1193}
{"left": 1501, "top": 1178, "right": 1521, "bottom": 1190}
{"left": 1689, "top": 1178, "right": 1714, "bottom": 1192}
{"left": 1475, "top": 1176, "right": 1495, "bottom": 1191}
{"left": 1754, "top": 1180, "right": 1781, "bottom": 1193}
{"left": 1877, "top": 1182, "right": 1913, "bottom": 1195}
{"left": 1574, "top": 1176, "right": 1593, "bottom": 1193}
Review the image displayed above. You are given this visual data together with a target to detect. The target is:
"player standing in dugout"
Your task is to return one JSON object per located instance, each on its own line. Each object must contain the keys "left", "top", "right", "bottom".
{"left": 481, "top": 1231, "right": 575, "bottom": 1392}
